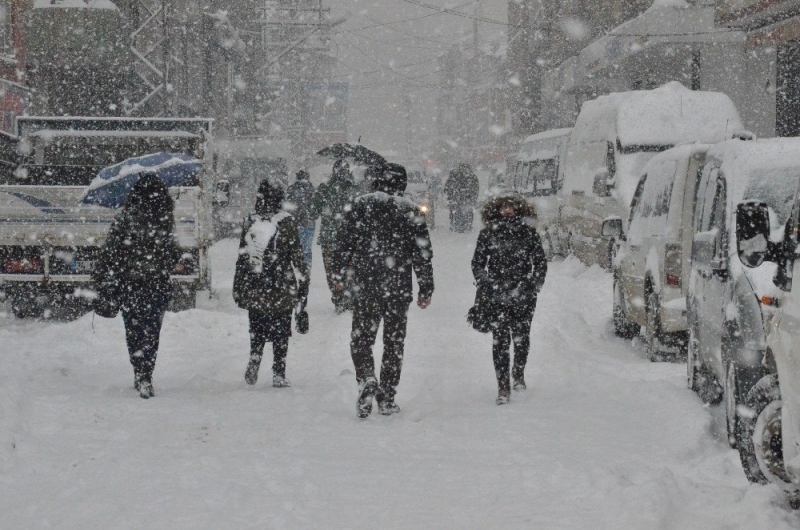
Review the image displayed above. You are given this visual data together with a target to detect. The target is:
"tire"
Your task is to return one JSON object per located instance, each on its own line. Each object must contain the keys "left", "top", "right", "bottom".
{"left": 738, "top": 374, "right": 787, "bottom": 485}
{"left": 645, "top": 289, "right": 666, "bottom": 362}
{"left": 613, "top": 275, "right": 639, "bottom": 339}
{"left": 725, "top": 361, "right": 741, "bottom": 449}
{"left": 169, "top": 287, "right": 197, "bottom": 312}
{"left": 687, "top": 323, "right": 723, "bottom": 404}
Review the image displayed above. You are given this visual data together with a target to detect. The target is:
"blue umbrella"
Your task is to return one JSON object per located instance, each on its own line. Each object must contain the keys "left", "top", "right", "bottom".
{"left": 82, "top": 153, "right": 203, "bottom": 208}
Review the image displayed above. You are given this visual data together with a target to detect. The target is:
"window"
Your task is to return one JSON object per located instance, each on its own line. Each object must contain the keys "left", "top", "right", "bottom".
{"left": 606, "top": 141, "right": 616, "bottom": 178}
{"left": 0, "top": 2, "right": 12, "bottom": 57}
{"left": 629, "top": 173, "right": 647, "bottom": 227}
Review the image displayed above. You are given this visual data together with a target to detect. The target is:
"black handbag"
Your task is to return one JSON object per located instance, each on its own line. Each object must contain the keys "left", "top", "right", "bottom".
{"left": 467, "top": 286, "right": 494, "bottom": 334}
{"left": 295, "top": 300, "right": 309, "bottom": 334}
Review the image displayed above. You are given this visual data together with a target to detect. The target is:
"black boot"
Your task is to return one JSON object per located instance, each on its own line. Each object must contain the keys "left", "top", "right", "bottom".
{"left": 245, "top": 354, "right": 262, "bottom": 385}
{"left": 513, "top": 367, "right": 527, "bottom": 391}
{"left": 356, "top": 377, "right": 378, "bottom": 418}
{"left": 496, "top": 375, "right": 511, "bottom": 405}
{"left": 138, "top": 372, "right": 154, "bottom": 399}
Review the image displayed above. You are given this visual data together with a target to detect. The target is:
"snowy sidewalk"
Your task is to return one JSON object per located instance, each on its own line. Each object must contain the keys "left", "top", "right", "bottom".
{"left": 0, "top": 231, "right": 798, "bottom": 529}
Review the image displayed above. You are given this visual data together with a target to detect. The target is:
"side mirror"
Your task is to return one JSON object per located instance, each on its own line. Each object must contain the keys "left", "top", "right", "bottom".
{"left": 692, "top": 231, "right": 721, "bottom": 271}
{"left": 601, "top": 217, "right": 623, "bottom": 240}
{"left": 736, "top": 202, "right": 771, "bottom": 268}
{"left": 593, "top": 169, "right": 611, "bottom": 197}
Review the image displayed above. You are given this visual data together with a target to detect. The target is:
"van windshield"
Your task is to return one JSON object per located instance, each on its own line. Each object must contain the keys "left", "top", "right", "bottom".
{"left": 743, "top": 168, "right": 800, "bottom": 226}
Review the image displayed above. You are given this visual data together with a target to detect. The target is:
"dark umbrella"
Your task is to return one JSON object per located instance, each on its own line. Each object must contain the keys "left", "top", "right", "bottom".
{"left": 316, "top": 143, "right": 387, "bottom": 168}
{"left": 81, "top": 153, "right": 202, "bottom": 208}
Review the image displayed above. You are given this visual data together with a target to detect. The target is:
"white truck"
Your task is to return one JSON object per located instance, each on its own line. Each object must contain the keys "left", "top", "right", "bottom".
{"left": 0, "top": 117, "right": 214, "bottom": 317}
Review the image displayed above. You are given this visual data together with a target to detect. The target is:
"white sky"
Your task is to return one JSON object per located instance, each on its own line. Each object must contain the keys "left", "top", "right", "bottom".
{"left": 328, "top": 0, "right": 508, "bottom": 160}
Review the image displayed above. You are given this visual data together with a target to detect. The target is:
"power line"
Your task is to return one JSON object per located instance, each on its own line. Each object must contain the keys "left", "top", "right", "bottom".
{"left": 336, "top": 33, "right": 434, "bottom": 87}
{"left": 341, "top": 28, "right": 451, "bottom": 51}
{"left": 333, "top": 0, "right": 477, "bottom": 34}
{"left": 399, "top": 0, "right": 514, "bottom": 27}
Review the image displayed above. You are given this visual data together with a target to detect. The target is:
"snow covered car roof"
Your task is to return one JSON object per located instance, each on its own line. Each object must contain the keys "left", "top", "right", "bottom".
{"left": 577, "top": 82, "right": 743, "bottom": 148}
{"left": 518, "top": 128, "right": 571, "bottom": 163}
{"left": 708, "top": 138, "right": 800, "bottom": 226}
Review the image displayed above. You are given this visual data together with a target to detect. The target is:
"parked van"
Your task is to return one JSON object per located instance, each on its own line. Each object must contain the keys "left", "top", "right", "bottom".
{"left": 508, "top": 128, "right": 571, "bottom": 258}
{"left": 602, "top": 144, "right": 710, "bottom": 360}
{"left": 686, "top": 139, "right": 800, "bottom": 455}
{"left": 733, "top": 169, "right": 800, "bottom": 491}
{"left": 561, "top": 82, "right": 744, "bottom": 269}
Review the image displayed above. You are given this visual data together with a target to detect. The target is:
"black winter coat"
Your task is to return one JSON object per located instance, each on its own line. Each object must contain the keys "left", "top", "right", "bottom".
{"left": 285, "top": 179, "right": 318, "bottom": 228}
{"left": 93, "top": 210, "right": 183, "bottom": 303}
{"left": 471, "top": 220, "right": 547, "bottom": 312}
{"left": 233, "top": 212, "right": 310, "bottom": 315}
{"left": 335, "top": 192, "right": 434, "bottom": 304}
{"left": 444, "top": 169, "right": 479, "bottom": 206}
{"left": 313, "top": 174, "right": 356, "bottom": 247}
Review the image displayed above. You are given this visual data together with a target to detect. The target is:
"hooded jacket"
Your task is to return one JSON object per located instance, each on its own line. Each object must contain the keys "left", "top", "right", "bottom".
{"left": 334, "top": 171, "right": 434, "bottom": 304}
{"left": 93, "top": 175, "right": 182, "bottom": 300}
{"left": 471, "top": 195, "right": 547, "bottom": 308}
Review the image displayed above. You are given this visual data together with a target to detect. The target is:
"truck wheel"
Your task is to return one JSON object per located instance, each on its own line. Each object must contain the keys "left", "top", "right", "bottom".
{"left": 170, "top": 287, "right": 197, "bottom": 312}
{"left": 11, "top": 293, "right": 43, "bottom": 319}
{"left": 613, "top": 275, "right": 639, "bottom": 339}
{"left": 738, "top": 374, "right": 787, "bottom": 485}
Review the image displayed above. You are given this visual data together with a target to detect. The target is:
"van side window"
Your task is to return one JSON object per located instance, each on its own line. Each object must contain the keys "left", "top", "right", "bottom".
{"left": 629, "top": 174, "right": 647, "bottom": 226}
{"left": 710, "top": 176, "right": 728, "bottom": 259}
{"left": 695, "top": 167, "right": 718, "bottom": 231}
{"left": 606, "top": 141, "right": 616, "bottom": 178}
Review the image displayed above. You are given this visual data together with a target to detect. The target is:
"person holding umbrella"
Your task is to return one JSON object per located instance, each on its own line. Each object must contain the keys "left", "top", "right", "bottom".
{"left": 313, "top": 159, "right": 357, "bottom": 313}
{"left": 234, "top": 179, "right": 309, "bottom": 388}
{"left": 334, "top": 163, "right": 434, "bottom": 418}
{"left": 92, "top": 175, "right": 187, "bottom": 399}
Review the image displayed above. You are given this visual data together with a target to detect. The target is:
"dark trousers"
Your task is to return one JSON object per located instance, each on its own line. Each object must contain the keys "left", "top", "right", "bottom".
{"left": 298, "top": 226, "right": 315, "bottom": 271}
{"left": 121, "top": 291, "right": 169, "bottom": 377}
{"left": 321, "top": 244, "right": 348, "bottom": 308}
{"left": 248, "top": 311, "right": 291, "bottom": 376}
{"left": 491, "top": 306, "right": 535, "bottom": 392}
{"left": 449, "top": 204, "right": 474, "bottom": 232}
{"left": 351, "top": 296, "right": 410, "bottom": 401}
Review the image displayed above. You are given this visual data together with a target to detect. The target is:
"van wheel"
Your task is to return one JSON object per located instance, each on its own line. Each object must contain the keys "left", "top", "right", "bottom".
{"left": 613, "top": 275, "right": 639, "bottom": 339}
{"left": 725, "top": 361, "right": 741, "bottom": 449}
{"left": 738, "top": 375, "right": 786, "bottom": 485}
{"left": 688, "top": 323, "right": 723, "bottom": 404}
{"left": 645, "top": 290, "right": 667, "bottom": 362}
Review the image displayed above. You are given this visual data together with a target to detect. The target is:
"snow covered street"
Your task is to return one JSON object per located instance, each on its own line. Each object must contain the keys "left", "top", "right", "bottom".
{"left": 1, "top": 231, "right": 799, "bottom": 529}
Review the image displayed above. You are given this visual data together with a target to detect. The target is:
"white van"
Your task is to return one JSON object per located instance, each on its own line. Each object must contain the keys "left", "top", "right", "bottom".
{"left": 561, "top": 82, "right": 744, "bottom": 269}
{"left": 686, "top": 139, "right": 800, "bottom": 458}
{"left": 508, "top": 128, "right": 571, "bottom": 258}
{"left": 602, "top": 144, "right": 710, "bottom": 360}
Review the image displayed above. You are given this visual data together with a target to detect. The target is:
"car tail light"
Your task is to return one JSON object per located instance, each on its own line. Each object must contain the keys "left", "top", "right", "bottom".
{"left": 664, "top": 243, "right": 682, "bottom": 289}
{"left": 761, "top": 296, "right": 781, "bottom": 307}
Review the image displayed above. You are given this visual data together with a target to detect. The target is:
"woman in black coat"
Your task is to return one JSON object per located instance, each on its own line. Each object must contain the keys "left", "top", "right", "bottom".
{"left": 234, "top": 179, "right": 309, "bottom": 388}
{"left": 93, "top": 175, "right": 184, "bottom": 399}
{"left": 471, "top": 195, "right": 547, "bottom": 405}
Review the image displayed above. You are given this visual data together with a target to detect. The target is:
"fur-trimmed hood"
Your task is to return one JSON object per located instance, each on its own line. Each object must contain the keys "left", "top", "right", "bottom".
{"left": 480, "top": 194, "right": 536, "bottom": 225}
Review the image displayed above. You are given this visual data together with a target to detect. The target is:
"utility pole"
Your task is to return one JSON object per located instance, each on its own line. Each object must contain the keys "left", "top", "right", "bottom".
{"left": 126, "top": 0, "right": 173, "bottom": 117}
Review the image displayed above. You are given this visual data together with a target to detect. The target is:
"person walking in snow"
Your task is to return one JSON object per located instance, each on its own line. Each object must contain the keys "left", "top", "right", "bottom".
{"left": 92, "top": 175, "right": 187, "bottom": 399}
{"left": 233, "top": 179, "right": 309, "bottom": 388}
{"left": 471, "top": 194, "right": 547, "bottom": 405}
{"left": 333, "top": 163, "right": 434, "bottom": 418}
{"left": 313, "top": 159, "right": 357, "bottom": 313}
{"left": 444, "top": 163, "right": 480, "bottom": 232}
{"left": 285, "top": 169, "right": 318, "bottom": 271}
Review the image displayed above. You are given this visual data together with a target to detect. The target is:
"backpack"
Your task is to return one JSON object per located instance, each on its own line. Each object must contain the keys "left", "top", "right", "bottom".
{"left": 233, "top": 212, "right": 294, "bottom": 312}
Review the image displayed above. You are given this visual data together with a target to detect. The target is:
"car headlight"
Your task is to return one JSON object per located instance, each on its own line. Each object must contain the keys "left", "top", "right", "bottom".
{"left": 420, "top": 205, "right": 430, "bottom": 214}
